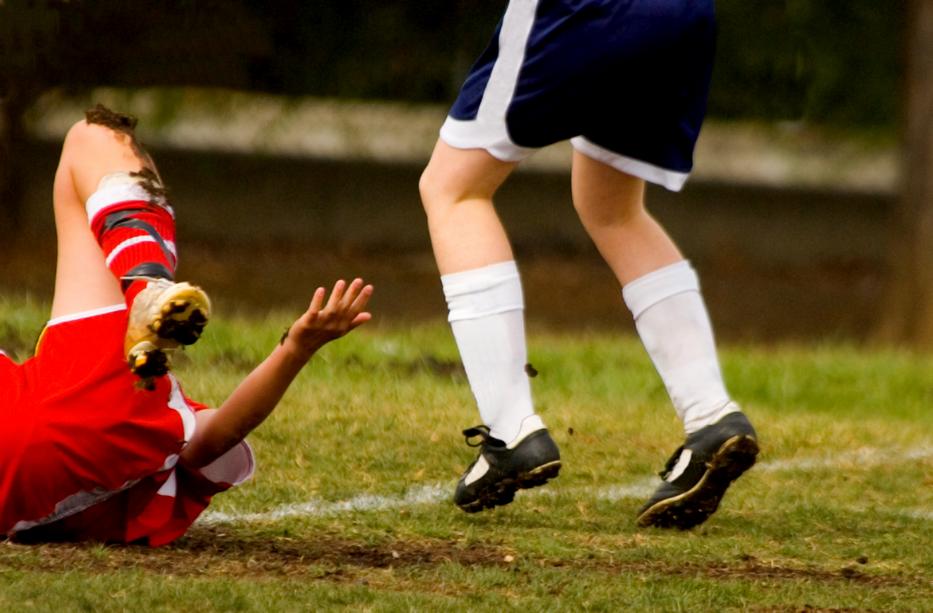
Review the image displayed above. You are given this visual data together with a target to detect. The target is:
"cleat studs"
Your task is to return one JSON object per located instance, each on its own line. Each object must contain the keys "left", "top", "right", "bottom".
{"left": 126, "top": 282, "right": 210, "bottom": 376}
{"left": 163, "top": 300, "right": 189, "bottom": 316}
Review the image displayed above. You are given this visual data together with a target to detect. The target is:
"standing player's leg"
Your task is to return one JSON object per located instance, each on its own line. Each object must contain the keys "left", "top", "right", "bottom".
{"left": 51, "top": 106, "right": 210, "bottom": 379}
{"left": 420, "top": 140, "right": 561, "bottom": 513}
{"left": 571, "top": 150, "right": 758, "bottom": 529}
{"left": 570, "top": 155, "right": 682, "bottom": 285}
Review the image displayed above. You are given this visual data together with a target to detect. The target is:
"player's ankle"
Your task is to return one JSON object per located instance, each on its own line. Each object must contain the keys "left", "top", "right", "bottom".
{"left": 490, "top": 413, "right": 546, "bottom": 448}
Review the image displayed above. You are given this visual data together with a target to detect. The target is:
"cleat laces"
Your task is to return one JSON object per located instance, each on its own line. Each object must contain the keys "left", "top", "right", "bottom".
{"left": 462, "top": 425, "right": 506, "bottom": 449}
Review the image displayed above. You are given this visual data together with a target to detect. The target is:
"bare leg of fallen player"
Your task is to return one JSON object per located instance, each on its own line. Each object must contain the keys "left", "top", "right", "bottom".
{"left": 49, "top": 107, "right": 210, "bottom": 381}
{"left": 50, "top": 116, "right": 147, "bottom": 319}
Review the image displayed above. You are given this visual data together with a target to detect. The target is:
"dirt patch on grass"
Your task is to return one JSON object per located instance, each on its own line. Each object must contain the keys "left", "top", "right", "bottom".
{"left": 0, "top": 528, "right": 922, "bottom": 590}
{"left": 177, "top": 527, "right": 507, "bottom": 574}
{"left": 0, "top": 528, "right": 507, "bottom": 579}
{"left": 746, "top": 608, "right": 878, "bottom": 613}
{"left": 658, "top": 559, "right": 890, "bottom": 586}
{"left": 540, "top": 555, "right": 911, "bottom": 588}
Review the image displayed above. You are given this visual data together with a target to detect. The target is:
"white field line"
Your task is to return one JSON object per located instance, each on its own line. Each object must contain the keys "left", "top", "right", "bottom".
{"left": 755, "top": 445, "right": 933, "bottom": 473}
{"left": 902, "top": 509, "right": 933, "bottom": 521}
{"left": 199, "top": 484, "right": 449, "bottom": 525}
{"left": 197, "top": 445, "right": 933, "bottom": 526}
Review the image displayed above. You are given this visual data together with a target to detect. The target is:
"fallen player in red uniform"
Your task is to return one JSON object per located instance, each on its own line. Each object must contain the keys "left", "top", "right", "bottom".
{"left": 0, "top": 105, "right": 372, "bottom": 546}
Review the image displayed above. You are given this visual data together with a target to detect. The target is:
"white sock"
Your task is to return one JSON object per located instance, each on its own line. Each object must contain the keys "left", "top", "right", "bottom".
{"left": 442, "top": 261, "right": 545, "bottom": 445}
{"left": 623, "top": 260, "right": 739, "bottom": 434}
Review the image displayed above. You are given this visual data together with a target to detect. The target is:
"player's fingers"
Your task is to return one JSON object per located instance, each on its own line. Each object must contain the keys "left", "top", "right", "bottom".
{"left": 343, "top": 277, "right": 364, "bottom": 299}
{"left": 325, "top": 279, "right": 347, "bottom": 311}
{"left": 347, "top": 284, "right": 374, "bottom": 315}
{"left": 339, "top": 278, "right": 366, "bottom": 310}
{"left": 348, "top": 312, "right": 372, "bottom": 329}
{"left": 308, "top": 287, "right": 327, "bottom": 313}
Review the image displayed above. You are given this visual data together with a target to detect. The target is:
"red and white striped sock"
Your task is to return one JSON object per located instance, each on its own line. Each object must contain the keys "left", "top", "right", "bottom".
{"left": 86, "top": 173, "right": 178, "bottom": 306}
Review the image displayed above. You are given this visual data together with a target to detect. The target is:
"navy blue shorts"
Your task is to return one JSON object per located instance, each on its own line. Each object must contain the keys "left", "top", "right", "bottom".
{"left": 440, "top": 0, "right": 716, "bottom": 191}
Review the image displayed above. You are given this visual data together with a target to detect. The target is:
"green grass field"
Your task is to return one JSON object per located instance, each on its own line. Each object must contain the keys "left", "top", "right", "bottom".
{"left": 1, "top": 295, "right": 931, "bottom": 612}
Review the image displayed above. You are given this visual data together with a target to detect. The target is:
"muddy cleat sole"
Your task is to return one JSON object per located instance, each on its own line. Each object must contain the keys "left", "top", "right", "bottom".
{"left": 127, "top": 341, "right": 171, "bottom": 381}
{"left": 125, "top": 279, "right": 211, "bottom": 380}
{"left": 454, "top": 424, "right": 561, "bottom": 513}
{"left": 637, "top": 411, "right": 759, "bottom": 530}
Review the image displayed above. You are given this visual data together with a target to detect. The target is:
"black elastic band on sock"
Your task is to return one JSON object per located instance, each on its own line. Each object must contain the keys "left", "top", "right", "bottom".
{"left": 103, "top": 210, "right": 176, "bottom": 268}
{"left": 120, "top": 263, "right": 174, "bottom": 291}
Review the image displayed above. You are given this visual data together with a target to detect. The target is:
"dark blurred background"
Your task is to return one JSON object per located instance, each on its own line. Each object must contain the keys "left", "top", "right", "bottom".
{"left": 0, "top": 0, "right": 906, "bottom": 123}
{"left": 2, "top": 0, "right": 931, "bottom": 347}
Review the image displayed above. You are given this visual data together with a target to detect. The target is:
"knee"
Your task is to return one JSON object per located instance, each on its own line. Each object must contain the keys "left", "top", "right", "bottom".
{"left": 61, "top": 119, "right": 127, "bottom": 158}
{"left": 61, "top": 120, "right": 93, "bottom": 155}
{"left": 419, "top": 157, "right": 500, "bottom": 217}
{"left": 57, "top": 118, "right": 145, "bottom": 206}
{"left": 418, "top": 160, "right": 458, "bottom": 218}
{"left": 420, "top": 144, "right": 512, "bottom": 223}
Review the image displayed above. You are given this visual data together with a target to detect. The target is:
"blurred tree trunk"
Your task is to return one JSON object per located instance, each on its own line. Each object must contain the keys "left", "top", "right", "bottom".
{"left": 0, "top": 95, "right": 27, "bottom": 232}
{"left": 0, "top": 99, "right": 13, "bottom": 230}
{"left": 879, "top": 0, "right": 933, "bottom": 348}
{"left": 1, "top": 0, "right": 58, "bottom": 233}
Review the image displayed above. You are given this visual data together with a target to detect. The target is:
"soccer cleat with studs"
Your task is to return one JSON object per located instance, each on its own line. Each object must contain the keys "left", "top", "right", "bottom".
{"left": 454, "top": 421, "right": 561, "bottom": 513}
{"left": 125, "top": 278, "right": 211, "bottom": 384}
{"left": 636, "top": 410, "right": 759, "bottom": 530}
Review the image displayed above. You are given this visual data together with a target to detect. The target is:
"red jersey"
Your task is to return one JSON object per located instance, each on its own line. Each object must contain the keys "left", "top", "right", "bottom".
{"left": 0, "top": 306, "right": 253, "bottom": 545}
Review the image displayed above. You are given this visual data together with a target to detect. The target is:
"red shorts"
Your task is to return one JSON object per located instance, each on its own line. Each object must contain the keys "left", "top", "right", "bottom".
{"left": 1, "top": 306, "right": 253, "bottom": 545}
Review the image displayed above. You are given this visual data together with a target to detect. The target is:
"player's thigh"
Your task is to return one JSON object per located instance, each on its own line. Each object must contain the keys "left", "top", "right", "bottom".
{"left": 49, "top": 122, "right": 134, "bottom": 319}
{"left": 571, "top": 150, "right": 647, "bottom": 225}
{"left": 49, "top": 190, "right": 124, "bottom": 320}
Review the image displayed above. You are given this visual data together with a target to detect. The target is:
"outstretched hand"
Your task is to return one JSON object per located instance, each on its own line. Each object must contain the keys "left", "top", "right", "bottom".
{"left": 179, "top": 279, "right": 373, "bottom": 470}
{"left": 282, "top": 278, "right": 374, "bottom": 359}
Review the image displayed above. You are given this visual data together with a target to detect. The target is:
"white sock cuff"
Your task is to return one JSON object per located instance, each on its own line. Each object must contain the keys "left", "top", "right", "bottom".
{"left": 85, "top": 172, "right": 173, "bottom": 225}
{"left": 442, "top": 261, "right": 524, "bottom": 322}
{"left": 622, "top": 260, "right": 699, "bottom": 320}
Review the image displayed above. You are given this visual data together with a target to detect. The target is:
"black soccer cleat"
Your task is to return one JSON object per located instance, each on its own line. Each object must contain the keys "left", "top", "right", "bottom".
{"left": 637, "top": 411, "right": 759, "bottom": 530}
{"left": 454, "top": 424, "right": 561, "bottom": 513}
